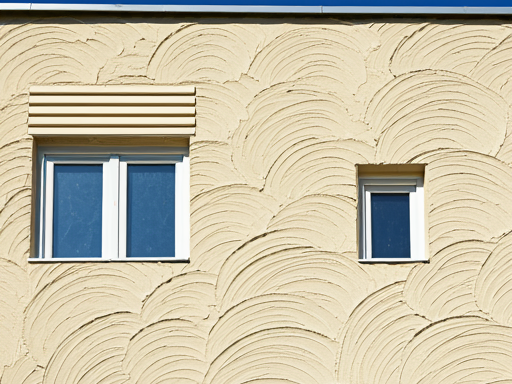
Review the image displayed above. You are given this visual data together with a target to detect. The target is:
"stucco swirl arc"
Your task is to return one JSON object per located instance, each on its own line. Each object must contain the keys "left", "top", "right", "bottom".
{"left": 216, "top": 238, "right": 376, "bottom": 321}
{"left": 337, "top": 283, "right": 430, "bottom": 384}
{"left": 0, "top": 260, "right": 29, "bottom": 375}
{"left": 417, "top": 150, "right": 512, "bottom": 254}
{"left": 42, "top": 312, "right": 141, "bottom": 384}
{"left": 404, "top": 240, "right": 493, "bottom": 321}
{"left": 190, "top": 185, "right": 279, "bottom": 273}
{"left": 267, "top": 194, "right": 356, "bottom": 253}
{"left": 399, "top": 316, "right": 512, "bottom": 384}
{"left": 147, "top": 24, "right": 262, "bottom": 84}
{"left": 123, "top": 319, "right": 208, "bottom": 384}
{"left": 232, "top": 82, "right": 373, "bottom": 192}
{"left": 476, "top": 232, "right": 512, "bottom": 326}
{"left": 470, "top": 33, "right": 512, "bottom": 101}
{"left": 0, "top": 139, "right": 32, "bottom": 266}
{"left": 207, "top": 293, "right": 340, "bottom": 364}
{"left": 203, "top": 327, "right": 337, "bottom": 384}
{"left": 389, "top": 23, "right": 510, "bottom": 76}
{"left": 0, "top": 19, "right": 122, "bottom": 103}
{"left": 0, "top": 356, "right": 43, "bottom": 384}
{"left": 366, "top": 71, "right": 508, "bottom": 163}
{"left": 24, "top": 264, "right": 175, "bottom": 365}
{"left": 141, "top": 271, "right": 217, "bottom": 325}
{"left": 189, "top": 141, "right": 245, "bottom": 197}
{"left": 247, "top": 25, "right": 375, "bottom": 104}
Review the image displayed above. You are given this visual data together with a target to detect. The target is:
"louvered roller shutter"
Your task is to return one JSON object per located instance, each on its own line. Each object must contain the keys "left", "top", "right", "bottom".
{"left": 28, "top": 86, "right": 196, "bottom": 136}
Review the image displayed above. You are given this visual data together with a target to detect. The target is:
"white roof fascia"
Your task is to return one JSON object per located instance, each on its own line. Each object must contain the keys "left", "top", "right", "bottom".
{"left": 0, "top": 2, "right": 511, "bottom": 14}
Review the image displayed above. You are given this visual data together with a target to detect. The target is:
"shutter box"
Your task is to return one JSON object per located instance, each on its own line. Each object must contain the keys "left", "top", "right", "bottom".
{"left": 28, "top": 86, "right": 196, "bottom": 137}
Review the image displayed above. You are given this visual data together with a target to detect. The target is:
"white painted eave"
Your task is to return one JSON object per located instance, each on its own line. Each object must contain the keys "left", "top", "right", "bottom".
{"left": 1, "top": 2, "right": 512, "bottom": 14}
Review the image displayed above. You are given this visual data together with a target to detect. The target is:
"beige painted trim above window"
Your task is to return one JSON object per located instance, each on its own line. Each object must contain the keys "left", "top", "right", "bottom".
{"left": 28, "top": 85, "right": 196, "bottom": 137}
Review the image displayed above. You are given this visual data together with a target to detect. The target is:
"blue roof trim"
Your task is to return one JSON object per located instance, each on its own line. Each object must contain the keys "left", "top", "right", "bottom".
{"left": 324, "top": 5, "right": 512, "bottom": 12}
{"left": 1, "top": 2, "right": 512, "bottom": 13}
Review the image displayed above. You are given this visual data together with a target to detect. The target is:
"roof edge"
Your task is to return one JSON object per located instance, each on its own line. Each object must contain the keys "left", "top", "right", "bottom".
{"left": 1, "top": 2, "right": 512, "bottom": 14}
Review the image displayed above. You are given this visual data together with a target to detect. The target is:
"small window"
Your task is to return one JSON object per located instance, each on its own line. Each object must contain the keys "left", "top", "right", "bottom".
{"left": 358, "top": 177, "right": 425, "bottom": 262}
{"left": 33, "top": 147, "right": 189, "bottom": 261}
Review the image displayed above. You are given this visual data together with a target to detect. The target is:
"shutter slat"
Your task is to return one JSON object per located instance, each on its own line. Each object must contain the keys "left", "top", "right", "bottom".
{"left": 29, "top": 85, "right": 195, "bottom": 95}
{"left": 29, "top": 95, "right": 196, "bottom": 106}
{"left": 29, "top": 116, "right": 196, "bottom": 127}
{"left": 28, "top": 127, "right": 196, "bottom": 136}
{"left": 29, "top": 106, "right": 195, "bottom": 116}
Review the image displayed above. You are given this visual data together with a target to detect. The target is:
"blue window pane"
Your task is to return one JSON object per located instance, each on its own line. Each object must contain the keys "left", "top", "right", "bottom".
{"left": 371, "top": 193, "right": 411, "bottom": 258}
{"left": 127, "top": 164, "right": 175, "bottom": 257}
{"left": 53, "top": 165, "right": 103, "bottom": 258}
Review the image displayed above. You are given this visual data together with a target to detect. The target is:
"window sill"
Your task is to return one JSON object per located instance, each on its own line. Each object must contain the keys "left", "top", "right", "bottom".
{"left": 358, "top": 258, "right": 429, "bottom": 264}
{"left": 28, "top": 257, "right": 189, "bottom": 263}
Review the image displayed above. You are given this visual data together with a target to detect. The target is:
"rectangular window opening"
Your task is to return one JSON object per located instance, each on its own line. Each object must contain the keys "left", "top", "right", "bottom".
{"left": 126, "top": 164, "right": 176, "bottom": 258}
{"left": 32, "top": 146, "right": 190, "bottom": 262}
{"left": 53, "top": 164, "right": 103, "bottom": 258}
{"left": 370, "top": 193, "right": 411, "bottom": 259}
{"left": 358, "top": 164, "right": 426, "bottom": 263}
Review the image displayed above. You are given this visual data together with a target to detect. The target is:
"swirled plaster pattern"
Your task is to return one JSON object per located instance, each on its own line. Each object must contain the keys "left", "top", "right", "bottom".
{"left": 0, "top": 14, "right": 511, "bottom": 384}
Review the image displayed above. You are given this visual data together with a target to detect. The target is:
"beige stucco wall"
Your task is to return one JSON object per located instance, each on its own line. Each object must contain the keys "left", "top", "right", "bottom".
{"left": 0, "top": 13, "right": 512, "bottom": 383}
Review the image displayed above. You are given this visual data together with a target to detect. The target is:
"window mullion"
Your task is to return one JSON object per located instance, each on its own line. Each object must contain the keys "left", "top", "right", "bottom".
{"left": 102, "top": 155, "right": 119, "bottom": 259}
{"left": 175, "top": 155, "right": 190, "bottom": 260}
{"left": 118, "top": 160, "right": 128, "bottom": 259}
{"left": 365, "top": 188, "right": 372, "bottom": 260}
{"left": 43, "top": 159, "right": 54, "bottom": 259}
{"left": 409, "top": 186, "right": 418, "bottom": 260}
{"left": 414, "top": 178, "right": 425, "bottom": 260}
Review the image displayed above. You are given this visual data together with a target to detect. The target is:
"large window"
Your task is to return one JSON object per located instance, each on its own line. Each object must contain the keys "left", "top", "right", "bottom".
{"left": 32, "top": 147, "right": 189, "bottom": 261}
{"left": 358, "top": 177, "right": 425, "bottom": 262}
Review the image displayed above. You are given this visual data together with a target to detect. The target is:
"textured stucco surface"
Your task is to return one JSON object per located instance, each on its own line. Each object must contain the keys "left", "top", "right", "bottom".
{"left": 0, "top": 14, "right": 512, "bottom": 384}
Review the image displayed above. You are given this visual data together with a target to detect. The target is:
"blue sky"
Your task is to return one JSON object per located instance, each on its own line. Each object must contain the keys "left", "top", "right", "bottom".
{"left": 3, "top": 0, "right": 511, "bottom": 7}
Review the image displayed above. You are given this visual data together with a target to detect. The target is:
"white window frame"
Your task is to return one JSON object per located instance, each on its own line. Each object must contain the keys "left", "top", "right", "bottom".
{"left": 359, "top": 177, "right": 425, "bottom": 262}
{"left": 32, "top": 146, "right": 190, "bottom": 262}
